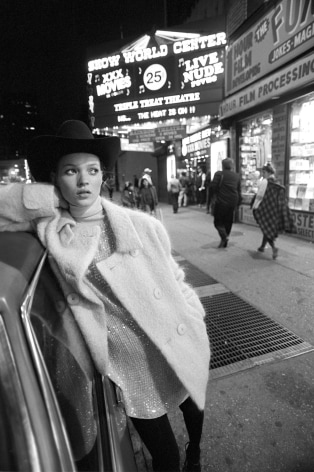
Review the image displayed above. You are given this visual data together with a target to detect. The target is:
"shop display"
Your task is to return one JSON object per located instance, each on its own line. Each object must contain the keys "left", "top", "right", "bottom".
{"left": 289, "top": 94, "right": 314, "bottom": 212}
{"left": 239, "top": 112, "right": 272, "bottom": 204}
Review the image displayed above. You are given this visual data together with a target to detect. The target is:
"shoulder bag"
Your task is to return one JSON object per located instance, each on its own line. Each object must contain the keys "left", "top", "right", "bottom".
{"left": 210, "top": 173, "right": 223, "bottom": 216}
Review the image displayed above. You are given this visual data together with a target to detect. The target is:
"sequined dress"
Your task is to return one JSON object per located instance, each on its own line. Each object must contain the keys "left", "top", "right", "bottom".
{"left": 79, "top": 212, "right": 187, "bottom": 419}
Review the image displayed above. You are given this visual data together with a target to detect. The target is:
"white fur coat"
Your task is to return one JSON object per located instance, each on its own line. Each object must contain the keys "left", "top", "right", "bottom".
{"left": 0, "top": 184, "right": 210, "bottom": 409}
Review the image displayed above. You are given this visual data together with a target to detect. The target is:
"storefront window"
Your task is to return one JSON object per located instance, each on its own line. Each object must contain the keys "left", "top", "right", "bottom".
{"left": 239, "top": 112, "right": 273, "bottom": 203}
{"left": 0, "top": 159, "right": 30, "bottom": 184}
{"left": 289, "top": 93, "right": 314, "bottom": 212}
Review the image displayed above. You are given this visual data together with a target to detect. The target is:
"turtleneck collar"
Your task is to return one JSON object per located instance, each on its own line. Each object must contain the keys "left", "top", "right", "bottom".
{"left": 69, "top": 196, "right": 104, "bottom": 221}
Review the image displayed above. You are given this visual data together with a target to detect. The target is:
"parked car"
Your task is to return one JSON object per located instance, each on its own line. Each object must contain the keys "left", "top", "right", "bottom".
{"left": 0, "top": 231, "right": 139, "bottom": 472}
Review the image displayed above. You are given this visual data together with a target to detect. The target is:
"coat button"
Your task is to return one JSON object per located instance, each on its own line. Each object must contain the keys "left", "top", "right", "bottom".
{"left": 67, "top": 293, "right": 80, "bottom": 305}
{"left": 177, "top": 323, "right": 187, "bottom": 335}
{"left": 130, "top": 249, "right": 139, "bottom": 257}
{"left": 55, "top": 300, "right": 66, "bottom": 313}
{"left": 154, "top": 288, "right": 162, "bottom": 299}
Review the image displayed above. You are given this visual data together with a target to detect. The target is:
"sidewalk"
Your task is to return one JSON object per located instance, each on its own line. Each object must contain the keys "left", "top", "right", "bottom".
{"left": 159, "top": 202, "right": 314, "bottom": 472}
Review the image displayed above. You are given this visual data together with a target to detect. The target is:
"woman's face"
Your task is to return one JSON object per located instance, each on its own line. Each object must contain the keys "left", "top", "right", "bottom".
{"left": 54, "top": 153, "right": 103, "bottom": 207}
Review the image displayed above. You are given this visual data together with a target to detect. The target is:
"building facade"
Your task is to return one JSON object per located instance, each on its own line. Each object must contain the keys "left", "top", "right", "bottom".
{"left": 220, "top": 0, "right": 314, "bottom": 242}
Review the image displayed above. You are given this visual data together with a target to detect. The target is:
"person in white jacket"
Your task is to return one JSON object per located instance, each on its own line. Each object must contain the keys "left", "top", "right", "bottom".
{"left": 0, "top": 120, "right": 210, "bottom": 472}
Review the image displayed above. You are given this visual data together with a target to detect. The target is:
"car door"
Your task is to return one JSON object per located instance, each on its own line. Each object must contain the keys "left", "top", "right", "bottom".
{"left": 0, "top": 231, "right": 74, "bottom": 472}
{"left": 0, "top": 232, "right": 138, "bottom": 472}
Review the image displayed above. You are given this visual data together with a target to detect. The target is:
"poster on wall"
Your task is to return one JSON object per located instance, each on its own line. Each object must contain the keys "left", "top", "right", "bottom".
{"left": 225, "top": 0, "right": 314, "bottom": 97}
{"left": 211, "top": 139, "right": 228, "bottom": 176}
{"left": 271, "top": 104, "right": 287, "bottom": 185}
{"left": 167, "top": 155, "right": 176, "bottom": 182}
{"left": 292, "top": 211, "right": 314, "bottom": 242}
{"left": 182, "top": 127, "right": 211, "bottom": 161}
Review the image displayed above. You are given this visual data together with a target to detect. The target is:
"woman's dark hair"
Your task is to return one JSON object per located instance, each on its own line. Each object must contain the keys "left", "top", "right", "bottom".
{"left": 262, "top": 163, "right": 275, "bottom": 175}
{"left": 222, "top": 158, "right": 233, "bottom": 170}
{"left": 140, "top": 178, "right": 151, "bottom": 189}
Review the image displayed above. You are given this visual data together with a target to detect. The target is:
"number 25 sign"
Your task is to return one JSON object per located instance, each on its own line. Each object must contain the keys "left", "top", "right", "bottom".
{"left": 143, "top": 64, "right": 167, "bottom": 91}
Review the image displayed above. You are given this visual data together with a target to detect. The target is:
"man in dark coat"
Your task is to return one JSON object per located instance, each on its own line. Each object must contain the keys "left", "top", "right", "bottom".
{"left": 209, "top": 158, "right": 242, "bottom": 248}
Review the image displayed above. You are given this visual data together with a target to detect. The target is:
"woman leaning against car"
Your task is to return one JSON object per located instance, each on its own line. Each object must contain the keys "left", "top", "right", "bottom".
{"left": 0, "top": 120, "right": 210, "bottom": 472}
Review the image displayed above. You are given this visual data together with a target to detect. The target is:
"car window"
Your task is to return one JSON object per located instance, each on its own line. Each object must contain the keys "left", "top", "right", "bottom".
{"left": 28, "top": 258, "right": 103, "bottom": 471}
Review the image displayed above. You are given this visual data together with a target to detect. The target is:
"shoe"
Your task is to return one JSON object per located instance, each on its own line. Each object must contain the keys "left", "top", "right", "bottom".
{"left": 182, "top": 443, "right": 201, "bottom": 472}
{"left": 218, "top": 238, "right": 228, "bottom": 248}
{"left": 258, "top": 246, "right": 265, "bottom": 252}
{"left": 272, "top": 247, "right": 278, "bottom": 259}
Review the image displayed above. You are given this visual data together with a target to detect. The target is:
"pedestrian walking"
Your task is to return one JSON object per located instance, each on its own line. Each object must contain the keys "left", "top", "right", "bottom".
{"left": 208, "top": 158, "right": 242, "bottom": 248}
{"left": 195, "top": 166, "right": 206, "bottom": 208}
{"left": 102, "top": 174, "right": 115, "bottom": 200}
{"left": 133, "top": 174, "right": 141, "bottom": 209}
{"left": 179, "top": 171, "right": 189, "bottom": 207}
{"left": 121, "top": 181, "right": 136, "bottom": 208}
{"left": 205, "top": 170, "right": 212, "bottom": 214}
{"left": 139, "top": 167, "right": 153, "bottom": 187}
{"left": 167, "top": 174, "right": 182, "bottom": 213}
{"left": 0, "top": 120, "right": 210, "bottom": 472}
{"left": 139, "top": 177, "right": 158, "bottom": 215}
{"left": 251, "top": 162, "right": 296, "bottom": 259}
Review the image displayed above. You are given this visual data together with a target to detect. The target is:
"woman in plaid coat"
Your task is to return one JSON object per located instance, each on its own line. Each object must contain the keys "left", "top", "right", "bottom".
{"left": 251, "top": 163, "right": 296, "bottom": 259}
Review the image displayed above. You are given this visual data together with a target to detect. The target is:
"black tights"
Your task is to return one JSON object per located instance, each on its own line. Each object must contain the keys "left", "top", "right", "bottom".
{"left": 261, "top": 234, "right": 275, "bottom": 248}
{"left": 130, "top": 397, "right": 204, "bottom": 472}
{"left": 214, "top": 203, "right": 235, "bottom": 241}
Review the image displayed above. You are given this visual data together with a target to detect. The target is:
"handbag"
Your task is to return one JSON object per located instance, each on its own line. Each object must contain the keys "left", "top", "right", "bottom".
{"left": 154, "top": 207, "right": 163, "bottom": 222}
{"left": 210, "top": 195, "right": 217, "bottom": 216}
{"left": 210, "top": 174, "right": 223, "bottom": 216}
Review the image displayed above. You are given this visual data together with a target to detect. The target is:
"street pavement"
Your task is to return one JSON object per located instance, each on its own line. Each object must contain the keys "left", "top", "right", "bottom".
{"left": 159, "top": 202, "right": 314, "bottom": 472}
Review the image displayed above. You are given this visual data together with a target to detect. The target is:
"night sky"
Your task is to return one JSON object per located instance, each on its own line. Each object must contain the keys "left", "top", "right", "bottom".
{"left": 0, "top": 0, "right": 198, "bottom": 132}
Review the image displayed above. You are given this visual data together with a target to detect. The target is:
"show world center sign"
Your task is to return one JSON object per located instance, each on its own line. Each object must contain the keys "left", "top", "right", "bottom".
{"left": 87, "top": 31, "right": 226, "bottom": 128}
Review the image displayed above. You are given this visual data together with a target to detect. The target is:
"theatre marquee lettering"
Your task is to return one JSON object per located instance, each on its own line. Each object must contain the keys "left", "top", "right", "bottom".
{"left": 87, "top": 32, "right": 226, "bottom": 127}
{"left": 88, "top": 33, "right": 226, "bottom": 71}
{"left": 114, "top": 92, "right": 199, "bottom": 112}
{"left": 182, "top": 128, "right": 211, "bottom": 156}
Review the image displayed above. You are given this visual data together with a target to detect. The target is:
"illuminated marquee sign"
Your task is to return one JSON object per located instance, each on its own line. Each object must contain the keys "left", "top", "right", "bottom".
{"left": 182, "top": 127, "right": 211, "bottom": 158}
{"left": 87, "top": 31, "right": 226, "bottom": 127}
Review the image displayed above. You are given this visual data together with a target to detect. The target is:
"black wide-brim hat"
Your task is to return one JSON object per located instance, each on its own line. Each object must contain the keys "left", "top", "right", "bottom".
{"left": 27, "top": 120, "right": 121, "bottom": 182}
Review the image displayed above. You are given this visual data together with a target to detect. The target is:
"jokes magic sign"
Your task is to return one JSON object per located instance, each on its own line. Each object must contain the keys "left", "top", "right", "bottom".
{"left": 225, "top": 0, "right": 314, "bottom": 97}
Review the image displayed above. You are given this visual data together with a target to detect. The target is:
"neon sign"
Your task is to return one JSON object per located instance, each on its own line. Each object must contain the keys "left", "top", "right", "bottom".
{"left": 114, "top": 92, "right": 200, "bottom": 111}
{"left": 182, "top": 127, "right": 211, "bottom": 156}
{"left": 182, "top": 51, "right": 223, "bottom": 88}
{"left": 96, "top": 69, "right": 131, "bottom": 97}
{"left": 88, "top": 33, "right": 226, "bottom": 71}
{"left": 87, "top": 31, "right": 226, "bottom": 126}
